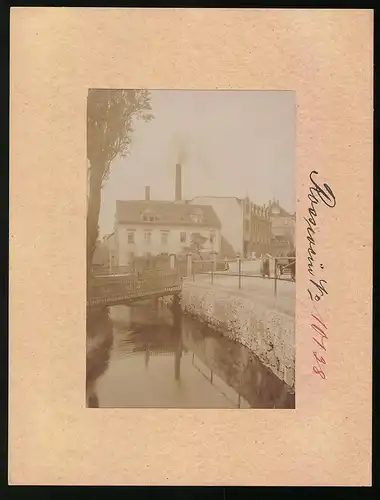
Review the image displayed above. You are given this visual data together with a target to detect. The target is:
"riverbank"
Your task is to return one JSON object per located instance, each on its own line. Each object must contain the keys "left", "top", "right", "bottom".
{"left": 87, "top": 301, "right": 294, "bottom": 408}
{"left": 161, "top": 279, "right": 295, "bottom": 390}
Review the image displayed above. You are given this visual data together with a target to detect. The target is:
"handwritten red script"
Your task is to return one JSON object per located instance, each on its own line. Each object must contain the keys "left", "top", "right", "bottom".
{"left": 311, "top": 312, "right": 328, "bottom": 379}
{"left": 304, "top": 171, "right": 336, "bottom": 379}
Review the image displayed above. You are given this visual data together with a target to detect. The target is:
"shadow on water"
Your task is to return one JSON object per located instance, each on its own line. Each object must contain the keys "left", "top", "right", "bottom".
{"left": 181, "top": 317, "right": 295, "bottom": 409}
{"left": 86, "top": 299, "right": 295, "bottom": 409}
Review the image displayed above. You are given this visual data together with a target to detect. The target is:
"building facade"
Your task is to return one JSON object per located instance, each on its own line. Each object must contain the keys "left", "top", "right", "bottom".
{"left": 250, "top": 204, "right": 272, "bottom": 257}
{"left": 268, "top": 199, "right": 295, "bottom": 239}
{"left": 102, "top": 232, "right": 117, "bottom": 267}
{"left": 189, "top": 196, "right": 247, "bottom": 258}
{"left": 190, "top": 195, "right": 271, "bottom": 258}
{"left": 267, "top": 199, "right": 296, "bottom": 256}
{"left": 112, "top": 200, "right": 221, "bottom": 266}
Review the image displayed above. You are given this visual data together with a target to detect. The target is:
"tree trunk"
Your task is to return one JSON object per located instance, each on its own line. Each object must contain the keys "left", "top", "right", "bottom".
{"left": 87, "top": 165, "right": 103, "bottom": 285}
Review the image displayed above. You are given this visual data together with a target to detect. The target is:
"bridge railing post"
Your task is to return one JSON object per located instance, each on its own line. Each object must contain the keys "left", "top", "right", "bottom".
{"left": 211, "top": 251, "right": 217, "bottom": 285}
{"left": 186, "top": 253, "right": 192, "bottom": 280}
{"left": 274, "top": 257, "right": 277, "bottom": 297}
{"left": 236, "top": 253, "right": 242, "bottom": 289}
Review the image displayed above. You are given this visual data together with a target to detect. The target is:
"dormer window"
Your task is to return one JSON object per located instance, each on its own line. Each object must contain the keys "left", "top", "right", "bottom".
{"left": 142, "top": 209, "right": 158, "bottom": 222}
{"left": 143, "top": 214, "right": 154, "bottom": 221}
{"left": 189, "top": 207, "right": 204, "bottom": 224}
{"left": 190, "top": 214, "right": 203, "bottom": 223}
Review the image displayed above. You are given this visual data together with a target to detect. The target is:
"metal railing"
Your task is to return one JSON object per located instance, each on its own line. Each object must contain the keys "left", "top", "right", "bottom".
{"left": 92, "top": 265, "right": 175, "bottom": 277}
{"left": 92, "top": 265, "right": 133, "bottom": 276}
{"left": 90, "top": 255, "right": 295, "bottom": 300}
{"left": 188, "top": 256, "right": 295, "bottom": 297}
{"left": 87, "top": 269, "right": 181, "bottom": 307}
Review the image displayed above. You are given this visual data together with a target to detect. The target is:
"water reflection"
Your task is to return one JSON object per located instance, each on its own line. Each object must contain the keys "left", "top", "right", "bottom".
{"left": 86, "top": 300, "right": 295, "bottom": 409}
{"left": 182, "top": 319, "right": 294, "bottom": 408}
{"left": 86, "top": 308, "right": 114, "bottom": 407}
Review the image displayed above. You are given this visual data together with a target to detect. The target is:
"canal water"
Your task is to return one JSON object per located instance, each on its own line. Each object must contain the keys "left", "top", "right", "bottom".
{"left": 86, "top": 300, "right": 295, "bottom": 409}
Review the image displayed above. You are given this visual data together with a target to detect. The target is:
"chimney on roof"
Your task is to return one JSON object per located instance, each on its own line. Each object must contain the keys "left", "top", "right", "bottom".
{"left": 145, "top": 186, "right": 150, "bottom": 201}
{"left": 175, "top": 163, "right": 182, "bottom": 201}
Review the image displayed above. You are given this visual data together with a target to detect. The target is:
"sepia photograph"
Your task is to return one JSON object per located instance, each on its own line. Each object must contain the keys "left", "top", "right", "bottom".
{"left": 86, "top": 89, "right": 296, "bottom": 409}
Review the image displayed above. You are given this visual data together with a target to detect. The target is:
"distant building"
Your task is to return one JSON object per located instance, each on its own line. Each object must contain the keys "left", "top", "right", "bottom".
{"left": 112, "top": 197, "right": 221, "bottom": 266}
{"left": 92, "top": 239, "right": 110, "bottom": 267}
{"left": 268, "top": 199, "right": 295, "bottom": 238}
{"left": 250, "top": 204, "right": 272, "bottom": 257}
{"left": 189, "top": 195, "right": 271, "bottom": 258}
{"left": 267, "top": 199, "right": 296, "bottom": 255}
{"left": 101, "top": 232, "right": 117, "bottom": 267}
{"left": 189, "top": 196, "right": 249, "bottom": 257}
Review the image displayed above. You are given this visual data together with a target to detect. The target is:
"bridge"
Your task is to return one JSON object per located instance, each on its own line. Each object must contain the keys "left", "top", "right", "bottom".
{"left": 87, "top": 270, "right": 182, "bottom": 308}
{"left": 87, "top": 255, "right": 295, "bottom": 309}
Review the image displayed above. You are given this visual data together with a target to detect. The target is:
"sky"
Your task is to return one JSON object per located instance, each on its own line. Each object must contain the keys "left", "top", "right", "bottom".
{"left": 98, "top": 90, "right": 295, "bottom": 237}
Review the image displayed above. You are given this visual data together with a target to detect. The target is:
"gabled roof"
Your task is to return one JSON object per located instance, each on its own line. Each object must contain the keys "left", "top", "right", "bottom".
{"left": 115, "top": 200, "right": 221, "bottom": 228}
{"left": 190, "top": 195, "right": 242, "bottom": 205}
{"left": 268, "top": 201, "right": 293, "bottom": 218}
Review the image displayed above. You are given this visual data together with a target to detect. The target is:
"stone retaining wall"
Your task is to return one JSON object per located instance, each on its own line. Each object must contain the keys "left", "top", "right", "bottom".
{"left": 163, "top": 282, "right": 295, "bottom": 389}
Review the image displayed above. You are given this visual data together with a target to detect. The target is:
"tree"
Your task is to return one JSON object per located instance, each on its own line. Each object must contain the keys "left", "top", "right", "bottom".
{"left": 183, "top": 232, "right": 208, "bottom": 258}
{"left": 87, "top": 89, "right": 154, "bottom": 275}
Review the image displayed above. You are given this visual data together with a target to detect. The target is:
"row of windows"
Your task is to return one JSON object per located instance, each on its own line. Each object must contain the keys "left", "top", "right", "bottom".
{"left": 126, "top": 231, "right": 216, "bottom": 245}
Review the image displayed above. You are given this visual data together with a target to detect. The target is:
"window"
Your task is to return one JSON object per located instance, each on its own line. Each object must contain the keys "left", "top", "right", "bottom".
{"left": 144, "top": 231, "right": 151, "bottom": 244}
{"left": 161, "top": 231, "right": 169, "bottom": 245}
{"left": 209, "top": 232, "right": 215, "bottom": 244}
{"left": 127, "top": 231, "right": 135, "bottom": 244}
{"left": 143, "top": 214, "right": 156, "bottom": 222}
{"left": 180, "top": 231, "right": 186, "bottom": 243}
{"left": 189, "top": 214, "right": 203, "bottom": 223}
{"left": 142, "top": 210, "right": 158, "bottom": 222}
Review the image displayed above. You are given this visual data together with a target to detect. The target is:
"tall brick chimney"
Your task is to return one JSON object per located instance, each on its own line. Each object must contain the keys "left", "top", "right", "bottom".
{"left": 175, "top": 164, "right": 182, "bottom": 201}
{"left": 145, "top": 186, "right": 150, "bottom": 201}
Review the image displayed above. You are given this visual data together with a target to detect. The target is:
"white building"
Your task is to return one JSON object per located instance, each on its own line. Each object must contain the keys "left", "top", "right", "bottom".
{"left": 112, "top": 199, "right": 221, "bottom": 266}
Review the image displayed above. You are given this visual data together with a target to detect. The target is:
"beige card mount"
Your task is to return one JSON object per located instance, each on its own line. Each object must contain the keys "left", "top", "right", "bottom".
{"left": 9, "top": 8, "right": 373, "bottom": 486}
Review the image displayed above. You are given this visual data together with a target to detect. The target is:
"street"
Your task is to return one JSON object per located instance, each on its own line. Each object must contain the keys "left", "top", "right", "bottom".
{"left": 191, "top": 268, "right": 295, "bottom": 317}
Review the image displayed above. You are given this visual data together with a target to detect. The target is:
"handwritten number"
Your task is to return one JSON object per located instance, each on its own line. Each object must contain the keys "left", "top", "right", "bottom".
{"left": 311, "top": 314, "right": 327, "bottom": 329}
{"left": 313, "top": 351, "right": 326, "bottom": 365}
{"left": 313, "top": 365, "right": 326, "bottom": 379}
